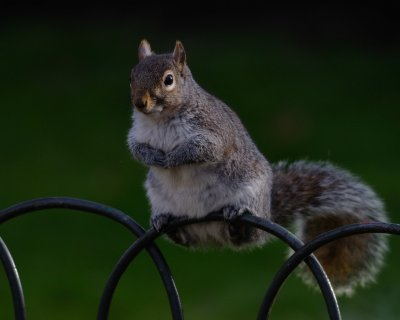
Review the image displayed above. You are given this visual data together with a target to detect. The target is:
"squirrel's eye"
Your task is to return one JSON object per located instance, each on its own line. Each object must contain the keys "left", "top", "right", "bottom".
{"left": 164, "top": 74, "right": 174, "bottom": 86}
{"left": 162, "top": 71, "right": 175, "bottom": 91}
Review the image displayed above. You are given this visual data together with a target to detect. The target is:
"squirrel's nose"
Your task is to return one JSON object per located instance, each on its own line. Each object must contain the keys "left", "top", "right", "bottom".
{"left": 134, "top": 91, "right": 153, "bottom": 111}
{"left": 134, "top": 97, "right": 147, "bottom": 110}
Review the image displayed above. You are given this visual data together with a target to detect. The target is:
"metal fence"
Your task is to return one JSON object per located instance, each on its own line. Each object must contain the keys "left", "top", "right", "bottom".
{"left": 0, "top": 197, "right": 399, "bottom": 320}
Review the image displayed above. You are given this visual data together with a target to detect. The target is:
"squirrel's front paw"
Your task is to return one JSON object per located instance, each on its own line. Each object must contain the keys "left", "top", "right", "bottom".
{"left": 130, "top": 142, "right": 167, "bottom": 167}
{"left": 150, "top": 149, "right": 167, "bottom": 167}
{"left": 222, "top": 205, "right": 248, "bottom": 221}
{"left": 151, "top": 213, "right": 175, "bottom": 232}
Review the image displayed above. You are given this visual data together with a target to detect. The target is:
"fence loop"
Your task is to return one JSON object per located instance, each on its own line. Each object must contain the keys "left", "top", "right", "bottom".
{"left": 0, "top": 197, "right": 182, "bottom": 320}
{"left": 0, "top": 197, "right": 397, "bottom": 319}
{"left": 0, "top": 236, "right": 26, "bottom": 320}
{"left": 259, "top": 222, "right": 400, "bottom": 319}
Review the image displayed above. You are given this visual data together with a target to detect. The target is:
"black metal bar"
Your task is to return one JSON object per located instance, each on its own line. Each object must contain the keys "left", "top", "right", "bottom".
{"left": 239, "top": 215, "right": 339, "bottom": 320}
{"left": 99, "top": 213, "right": 340, "bottom": 320}
{"left": 0, "top": 197, "right": 183, "bottom": 320}
{"left": 97, "top": 228, "right": 161, "bottom": 320}
{"left": 259, "top": 222, "right": 400, "bottom": 320}
{"left": 2, "top": 198, "right": 397, "bottom": 320}
{"left": 0, "top": 236, "right": 26, "bottom": 320}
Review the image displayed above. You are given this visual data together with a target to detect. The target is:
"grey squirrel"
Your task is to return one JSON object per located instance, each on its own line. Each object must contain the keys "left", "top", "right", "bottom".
{"left": 127, "top": 40, "right": 388, "bottom": 296}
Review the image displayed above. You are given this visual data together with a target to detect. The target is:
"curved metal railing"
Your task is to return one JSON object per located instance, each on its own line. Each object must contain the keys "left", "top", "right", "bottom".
{"left": 0, "top": 197, "right": 398, "bottom": 320}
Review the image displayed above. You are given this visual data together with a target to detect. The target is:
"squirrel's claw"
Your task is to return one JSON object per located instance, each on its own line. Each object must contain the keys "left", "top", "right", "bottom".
{"left": 222, "top": 206, "right": 247, "bottom": 221}
{"left": 151, "top": 213, "right": 174, "bottom": 232}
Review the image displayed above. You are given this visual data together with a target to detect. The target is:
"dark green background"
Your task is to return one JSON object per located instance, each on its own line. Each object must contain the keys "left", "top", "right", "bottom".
{"left": 1, "top": 5, "right": 399, "bottom": 319}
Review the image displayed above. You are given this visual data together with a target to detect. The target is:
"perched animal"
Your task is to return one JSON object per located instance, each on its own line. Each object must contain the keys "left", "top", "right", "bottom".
{"left": 127, "top": 40, "right": 388, "bottom": 296}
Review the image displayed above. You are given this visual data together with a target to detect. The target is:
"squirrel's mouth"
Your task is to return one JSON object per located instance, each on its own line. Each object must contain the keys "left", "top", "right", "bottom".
{"left": 137, "top": 104, "right": 165, "bottom": 115}
{"left": 134, "top": 94, "right": 166, "bottom": 115}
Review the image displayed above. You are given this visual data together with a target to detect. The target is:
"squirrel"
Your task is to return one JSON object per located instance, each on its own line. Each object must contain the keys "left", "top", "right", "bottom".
{"left": 127, "top": 39, "right": 388, "bottom": 296}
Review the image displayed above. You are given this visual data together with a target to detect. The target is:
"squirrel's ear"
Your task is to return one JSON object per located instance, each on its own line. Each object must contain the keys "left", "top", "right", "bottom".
{"left": 173, "top": 40, "right": 186, "bottom": 70}
{"left": 138, "top": 39, "right": 153, "bottom": 61}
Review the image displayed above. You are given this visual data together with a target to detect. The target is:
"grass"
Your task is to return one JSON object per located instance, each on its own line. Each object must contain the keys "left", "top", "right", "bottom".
{"left": 1, "top": 20, "right": 399, "bottom": 319}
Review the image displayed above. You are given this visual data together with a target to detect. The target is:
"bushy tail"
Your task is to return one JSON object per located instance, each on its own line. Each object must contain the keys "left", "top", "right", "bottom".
{"left": 271, "top": 160, "right": 388, "bottom": 296}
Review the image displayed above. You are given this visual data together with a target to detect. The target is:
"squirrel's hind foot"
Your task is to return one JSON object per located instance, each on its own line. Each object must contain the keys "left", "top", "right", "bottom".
{"left": 166, "top": 227, "right": 198, "bottom": 247}
{"left": 151, "top": 213, "right": 176, "bottom": 232}
{"left": 222, "top": 205, "right": 249, "bottom": 220}
{"left": 221, "top": 206, "right": 268, "bottom": 248}
{"left": 151, "top": 213, "right": 199, "bottom": 247}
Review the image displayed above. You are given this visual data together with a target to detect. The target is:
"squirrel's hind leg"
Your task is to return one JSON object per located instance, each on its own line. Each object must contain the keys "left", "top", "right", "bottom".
{"left": 222, "top": 205, "right": 268, "bottom": 248}
{"left": 166, "top": 227, "right": 199, "bottom": 247}
{"left": 151, "top": 213, "right": 199, "bottom": 247}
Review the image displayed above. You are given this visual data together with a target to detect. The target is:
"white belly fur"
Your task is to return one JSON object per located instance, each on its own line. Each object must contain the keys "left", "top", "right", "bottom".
{"left": 132, "top": 112, "right": 240, "bottom": 217}
{"left": 146, "top": 165, "right": 226, "bottom": 217}
{"left": 131, "top": 112, "right": 193, "bottom": 152}
{"left": 131, "top": 111, "right": 268, "bottom": 246}
{"left": 146, "top": 164, "right": 266, "bottom": 218}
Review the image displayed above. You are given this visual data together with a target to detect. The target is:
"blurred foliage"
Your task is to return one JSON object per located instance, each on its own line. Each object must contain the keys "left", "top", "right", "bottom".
{"left": 0, "top": 18, "right": 399, "bottom": 319}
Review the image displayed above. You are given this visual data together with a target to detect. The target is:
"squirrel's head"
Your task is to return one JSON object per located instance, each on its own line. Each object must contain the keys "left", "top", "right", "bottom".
{"left": 130, "top": 39, "right": 190, "bottom": 116}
